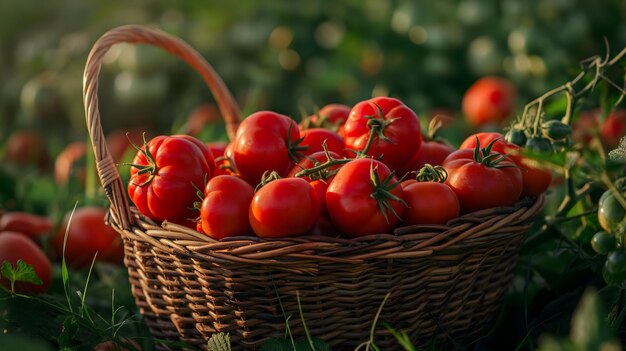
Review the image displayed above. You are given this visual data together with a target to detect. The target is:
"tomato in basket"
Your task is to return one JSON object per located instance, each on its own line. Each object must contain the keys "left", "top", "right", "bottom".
{"left": 127, "top": 135, "right": 214, "bottom": 225}
{"left": 232, "top": 111, "right": 302, "bottom": 186}
{"left": 326, "top": 158, "right": 405, "bottom": 237}
{"left": 443, "top": 141, "right": 523, "bottom": 213}
{"left": 249, "top": 177, "right": 321, "bottom": 238}
{"left": 460, "top": 132, "right": 551, "bottom": 198}
{"left": 199, "top": 175, "right": 254, "bottom": 239}
{"left": 343, "top": 97, "right": 422, "bottom": 172}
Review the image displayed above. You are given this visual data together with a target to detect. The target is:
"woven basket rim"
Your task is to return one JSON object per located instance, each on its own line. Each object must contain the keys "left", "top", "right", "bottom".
{"left": 107, "top": 195, "right": 545, "bottom": 265}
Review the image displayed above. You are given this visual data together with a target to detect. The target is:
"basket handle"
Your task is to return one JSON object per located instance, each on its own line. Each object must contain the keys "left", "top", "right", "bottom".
{"left": 83, "top": 25, "right": 241, "bottom": 230}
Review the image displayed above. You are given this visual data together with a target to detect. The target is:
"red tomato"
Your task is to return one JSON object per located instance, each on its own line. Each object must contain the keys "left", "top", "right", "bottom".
{"left": 286, "top": 150, "right": 342, "bottom": 182}
{"left": 301, "top": 128, "right": 345, "bottom": 156}
{"left": 181, "top": 103, "right": 220, "bottom": 136}
{"left": 397, "top": 141, "right": 456, "bottom": 178}
{"left": 572, "top": 110, "right": 599, "bottom": 146}
{"left": 462, "top": 77, "right": 516, "bottom": 127}
{"left": 343, "top": 97, "right": 422, "bottom": 171}
{"left": 54, "top": 141, "right": 87, "bottom": 184}
{"left": 0, "top": 212, "right": 53, "bottom": 239}
{"left": 200, "top": 175, "right": 254, "bottom": 239}
{"left": 401, "top": 182, "right": 460, "bottom": 225}
{"left": 174, "top": 134, "right": 216, "bottom": 179}
{"left": 302, "top": 104, "right": 351, "bottom": 135}
{"left": 601, "top": 109, "right": 626, "bottom": 149}
{"left": 232, "top": 111, "right": 301, "bottom": 186}
{"left": 249, "top": 178, "right": 321, "bottom": 238}
{"left": 310, "top": 179, "right": 330, "bottom": 216}
{"left": 208, "top": 142, "right": 237, "bottom": 177}
{"left": 460, "top": 132, "right": 551, "bottom": 197}
{"left": 307, "top": 216, "right": 338, "bottom": 237}
{"left": 459, "top": 132, "right": 509, "bottom": 153}
{"left": 318, "top": 104, "right": 351, "bottom": 125}
{"left": 128, "top": 135, "right": 213, "bottom": 225}
{"left": 52, "top": 207, "right": 124, "bottom": 269}
{"left": 2, "top": 130, "right": 49, "bottom": 169}
{"left": 326, "top": 158, "right": 405, "bottom": 237}
{"left": 207, "top": 141, "right": 228, "bottom": 158}
{"left": 0, "top": 231, "right": 52, "bottom": 294}
{"left": 443, "top": 149, "right": 522, "bottom": 213}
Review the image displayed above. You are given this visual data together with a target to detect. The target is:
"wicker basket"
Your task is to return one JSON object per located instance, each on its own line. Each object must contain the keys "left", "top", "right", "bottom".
{"left": 84, "top": 25, "right": 545, "bottom": 351}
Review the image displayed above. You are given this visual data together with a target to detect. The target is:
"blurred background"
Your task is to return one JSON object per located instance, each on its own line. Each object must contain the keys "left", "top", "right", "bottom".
{"left": 1, "top": 0, "right": 625, "bottom": 143}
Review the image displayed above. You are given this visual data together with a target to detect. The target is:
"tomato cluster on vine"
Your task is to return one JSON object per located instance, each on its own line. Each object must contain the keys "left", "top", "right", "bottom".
{"left": 126, "top": 97, "right": 552, "bottom": 240}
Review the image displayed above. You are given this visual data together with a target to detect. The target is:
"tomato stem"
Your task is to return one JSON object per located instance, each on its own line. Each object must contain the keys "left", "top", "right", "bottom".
{"left": 415, "top": 164, "right": 448, "bottom": 183}
{"left": 369, "top": 163, "right": 405, "bottom": 224}
{"left": 255, "top": 171, "right": 282, "bottom": 192}
{"left": 122, "top": 133, "right": 158, "bottom": 187}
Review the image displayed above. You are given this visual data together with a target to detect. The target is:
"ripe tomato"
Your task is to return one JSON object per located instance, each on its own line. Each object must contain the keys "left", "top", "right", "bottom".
{"left": 572, "top": 110, "right": 599, "bottom": 146}
{"left": 52, "top": 207, "right": 124, "bottom": 269}
{"left": 286, "top": 150, "right": 342, "bottom": 182}
{"left": 601, "top": 109, "right": 626, "bottom": 149}
{"left": 181, "top": 103, "right": 220, "bottom": 136}
{"left": 174, "top": 134, "right": 216, "bottom": 178}
{"left": 326, "top": 158, "right": 405, "bottom": 237}
{"left": 232, "top": 111, "right": 301, "bottom": 186}
{"left": 207, "top": 141, "right": 228, "bottom": 158}
{"left": 0, "top": 212, "right": 53, "bottom": 239}
{"left": 0, "top": 231, "right": 52, "bottom": 294}
{"left": 3, "top": 130, "right": 49, "bottom": 169}
{"left": 343, "top": 97, "right": 422, "bottom": 172}
{"left": 249, "top": 178, "right": 321, "bottom": 238}
{"left": 462, "top": 77, "right": 516, "bottom": 127}
{"left": 200, "top": 175, "right": 254, "bottom": 239}
{"left": 301, "top": 103, "right": 351, "bottom": 135}
{"left": 397, "top": 141, "right": 456, "bottom": 178}
{"left": 401, "top": 182, "right": 460, "bottom": 225}
{"left": 128, "top": 135, "right": 213, "bottom": 225}
{"left": 300, "top": 128, "right": 345, "bottom": 157}
{"left": 54, "top": 141, "right": 87, "bottom": 184}
{"left": 443, "top": 148, "right": 522, "bottom": 213}
{"left": 460, "top": 132, "right": 551, "bottom": 197}
{"left": 307, "top": 216, "right": 338, "bottom": 237}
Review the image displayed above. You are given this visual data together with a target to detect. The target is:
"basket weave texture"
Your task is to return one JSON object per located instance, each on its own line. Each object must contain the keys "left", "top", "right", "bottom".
{"left": 84, "top": 25, "right": 545, "bottom": 350}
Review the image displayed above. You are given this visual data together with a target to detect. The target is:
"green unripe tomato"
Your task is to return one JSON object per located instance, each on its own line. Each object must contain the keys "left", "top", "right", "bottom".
{"left": 598, "top": 189, "right": 626, "bottom": 233}
{"left": 591, "top": 231, "right": 615, "bottom": 255}
{"left": 525, "top": 137, "right": 553, "bottom": 153}
{"left": 541, "top": 120, "right": 572, "bottom": 141}
{"left": 505, "top": 128, "right": 527, "bottom": 146}
{"left": 605, "top": 249, "right": 626, "bottom": 274}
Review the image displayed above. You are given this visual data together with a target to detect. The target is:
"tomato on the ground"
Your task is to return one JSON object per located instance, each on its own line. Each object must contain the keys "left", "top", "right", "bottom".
{"left": 0, "top": 231, "right": 52, "bottom": 294}
{"left": 0, "top": 212, "right": 53, "bottom": 239}
{"left": 462, "top": 77, "right": 516, "bottom": 127}
{"left": 52, "top": 207, "right": 124, "bottom": 269}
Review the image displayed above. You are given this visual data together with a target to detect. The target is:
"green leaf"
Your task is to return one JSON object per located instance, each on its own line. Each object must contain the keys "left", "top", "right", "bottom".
{"left": 57, "top": 316, "right": 79, "bottom": 348}
{"left": 207, "top": 333, "right": 231, "bottom": 351}
{"left": 570, "top": 289, "right": 621, "bottom": 350}
{"left": 1, "top": 260, "right": 43, "bottom": 292}
{"left": 383, "top": 323, "right": 416, "bottom": 351}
